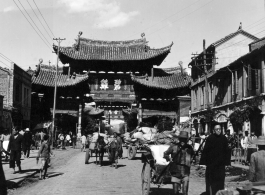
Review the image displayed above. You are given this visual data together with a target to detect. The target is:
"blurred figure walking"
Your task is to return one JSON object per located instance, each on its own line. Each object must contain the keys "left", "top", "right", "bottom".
{"left": 8, "top": 127, "right": 24, "bottom": 174}
{"left": 23, "top": 128, "right": 32, "bottom": 158}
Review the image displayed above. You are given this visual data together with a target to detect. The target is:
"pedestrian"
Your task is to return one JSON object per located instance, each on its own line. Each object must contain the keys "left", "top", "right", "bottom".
{"left": 22, "top": 128, "right": 32, "bottom": 158}
{"left": 108, "top": 132, "right": 122, "bottom": 169}
{"left": 59, "top": 133, "right": 65, "bottom": 149}
{"left": 0, "top": 132, "right": 9, "bottom": 158}
{"left": 241, "top": 131, "right": 251, "bottom": 165}
{"left": 35, "top": 131, "right": 41, "bottom": 149}
{"left": 36, "top": 135, "right": 53, "bottom": 180}
{"left": 72, "top": 134, "right": 77, "bottom": 149}
{"left": 19, "top": 129, "right": 25, "bottom": 136}
{"left": 200, "top": 123, "right": 230, "bottom": 195}
{"left": 40, "top": 130, "right": 45, "bottom": 144}
{"left": 163, "top": 131, "right": 194, "bottom": 195}
{"left": 81, "top": 134, "right": 86, "bottom": 152}
{"left": 249, "top": 136, "right": 265, "bottom": 182}
{"left": 7, "top": 127, "right": 24, "bottom": 174}
{"left": 225, "top": 129, "right": 234, "bottom": 166}
{"left": 66, "top": 133, "right": 71, "bottom": 146}
{"left": 2, "top": 130, "right": 10, "bottom": 161}
{"left": 0, "top": 150, "right": 7, "bottom": 195}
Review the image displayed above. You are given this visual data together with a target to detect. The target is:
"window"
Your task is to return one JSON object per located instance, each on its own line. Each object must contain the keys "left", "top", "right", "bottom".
{"left": 201, "top": 86, "right": 204, "bottom": 106}
{"left": 209, "top": 82, "right": 213, "bottom": 103}
{"left": 194, "top": 88, "right": 197, "bottom": 108}
{"left": 232, "top": 71, "right": 238, "bottom": 97}
{"left": 247, "top": 65, "right": 259, "bottom": 90}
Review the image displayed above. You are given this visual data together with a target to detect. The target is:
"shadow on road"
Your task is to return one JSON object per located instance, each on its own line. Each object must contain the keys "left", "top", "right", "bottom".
{"left": 149, "top": 187, "right": 173, "bottom": 195}
{"left": 47, "top": 172, "right": 64, "bottom": 178}
{"left": 20, "top": 169, "right": 39, "bottom": 173}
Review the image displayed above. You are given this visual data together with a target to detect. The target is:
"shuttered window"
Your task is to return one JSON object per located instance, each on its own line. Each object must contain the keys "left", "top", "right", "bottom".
{"left": 255, "top": 70, "right": 259, "bottom": 89}
{"left": 248, "top": 65, "right": 252, "bottom": 90}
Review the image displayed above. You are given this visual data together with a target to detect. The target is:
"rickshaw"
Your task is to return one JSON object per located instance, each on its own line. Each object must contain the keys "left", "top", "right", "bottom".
{"left": 141, "top": 144, "right": 173, "bottom": 195}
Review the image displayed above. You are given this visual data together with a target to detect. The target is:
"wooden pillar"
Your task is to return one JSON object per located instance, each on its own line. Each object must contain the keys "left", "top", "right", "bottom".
{"left": 138, "top": 103, "right": 142, "bottom": 124}
{"left": 261, "top": 55, "right": 265, "bottom": 93}
{"left": 77, "top": 104, "right": 82, "bottom": 138}
{"left": 261, "top": 100, "right": 265, "bottom": 136}
{"left": 242, "top": 64, "right": 247, "bottom": 97}
{"left": 205, "top": 123, "right": 208, "bottom": 134}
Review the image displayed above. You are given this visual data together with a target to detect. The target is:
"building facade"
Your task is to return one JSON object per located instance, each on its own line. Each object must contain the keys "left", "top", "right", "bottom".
{"left": 189, "top": 26, "right": 265, "bottom": 135}
{"left": 0, "top": 63, "right": 31, "bottom": 131}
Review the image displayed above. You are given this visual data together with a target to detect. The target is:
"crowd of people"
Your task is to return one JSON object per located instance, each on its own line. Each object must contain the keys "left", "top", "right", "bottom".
{"left": 161, "top": 122, "right": 265, "bottom": 195}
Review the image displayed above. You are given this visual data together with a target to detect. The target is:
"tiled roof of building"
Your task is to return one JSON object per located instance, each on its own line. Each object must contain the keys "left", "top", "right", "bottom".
{"left": 32, "top": 65, "right": 88, "bottom": 87}
{"left": 211, "top": 28, "right": 258, "bottom": 47}
{"left": 53, "top": 35, "right": 173, "bottom": 62}
{"left": 131, "top": 73, "right": 191, "bottom": 90}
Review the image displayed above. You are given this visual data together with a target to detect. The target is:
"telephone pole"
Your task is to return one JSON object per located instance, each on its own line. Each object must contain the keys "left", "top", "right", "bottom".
{"left": 52, "top": 37, "right": 65, "bottom": 148}
{"left": 191, "top": 39, "right": 217, "bottom": 109}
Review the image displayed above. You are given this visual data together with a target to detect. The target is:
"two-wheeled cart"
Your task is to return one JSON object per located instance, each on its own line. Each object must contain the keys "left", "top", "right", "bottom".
{"left": 141, "top": 144, "right": 173, "bottom": 195}
{"left": 125, "top": 139, "right": 147, "bottom": 160}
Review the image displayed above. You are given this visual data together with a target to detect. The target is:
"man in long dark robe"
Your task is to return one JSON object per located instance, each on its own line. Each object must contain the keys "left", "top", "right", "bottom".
{"left": 200, "top": 124, "right": 230, "bottom": 195}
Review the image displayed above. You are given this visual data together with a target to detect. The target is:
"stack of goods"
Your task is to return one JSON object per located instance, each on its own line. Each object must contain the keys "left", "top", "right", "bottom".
{"left": 153, "top": 131, "right": 179, "bottom": 145}
{"left": 123, "top": 132, "right": 136, "bottom": 143}
{"left": 131, "top": 127, "right": 157, "bottom": 143}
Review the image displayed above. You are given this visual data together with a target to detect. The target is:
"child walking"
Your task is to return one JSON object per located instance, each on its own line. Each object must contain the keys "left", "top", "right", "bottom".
{"left": 36, "top": 135, "right": 53, "bottom": 180}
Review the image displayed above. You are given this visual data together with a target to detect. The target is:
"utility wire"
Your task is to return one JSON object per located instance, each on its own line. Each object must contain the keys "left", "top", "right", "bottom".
{"left": 0, "top": 53, "right": 12, "bottom": 62}
{"left": 33, "top": 0, "right": 56, "bottom": 38}
{"left": 17, "top": 0, "right": 51, "bottom": 46}
{"left": 26, "top": 0, "right": 53, "bottom": 40}
{"left": 13, "top": 0, "right": 52, "bottom": 51}
{"left": 165, "top": 15, "right": 265, "bottom": 68}
{"left": 0, "top": 60, "right": 11, "bottom": 69}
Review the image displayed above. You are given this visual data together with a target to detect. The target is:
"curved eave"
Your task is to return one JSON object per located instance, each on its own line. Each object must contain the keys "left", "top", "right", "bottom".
{"left": 53, "top": 42, "right": 173, "bottom": 63}
{"left": 131, "top": 74, "right": 191, "bottom": 90}
{"left": 31, "top": 69, "right": 89, "bottom": 87}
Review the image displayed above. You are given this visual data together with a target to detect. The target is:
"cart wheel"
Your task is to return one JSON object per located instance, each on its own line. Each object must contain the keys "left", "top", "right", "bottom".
{"left": 90, "top": 150, "right": 93, "bottom": 157}
{"left": 127, "top": 146, "right": 137, "bottom": 160}
{"left": 141, "top": 162, "right": 151, "bottom": 195}
{"left": 85, "top": 150, "right": 90, "bottom": 164}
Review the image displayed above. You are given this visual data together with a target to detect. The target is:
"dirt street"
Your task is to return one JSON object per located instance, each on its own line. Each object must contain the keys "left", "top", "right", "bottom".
{"left": 7, "top": 147, "right": 205, "bottom": 195}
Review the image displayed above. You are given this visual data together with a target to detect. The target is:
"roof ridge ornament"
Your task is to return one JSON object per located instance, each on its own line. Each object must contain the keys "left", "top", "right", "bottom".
{"left": 35, "top": 58, "right": 43, "bottom": 76}
{"left": 238, "top": 22, "right": 242, "bottom": 30}
{"left": 74, "top": 31, "right": 83, "bottom": 51}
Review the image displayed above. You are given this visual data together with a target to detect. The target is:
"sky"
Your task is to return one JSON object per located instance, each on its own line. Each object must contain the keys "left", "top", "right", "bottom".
{"left": 0, "top": 0, "right": 265, "bottom": 74}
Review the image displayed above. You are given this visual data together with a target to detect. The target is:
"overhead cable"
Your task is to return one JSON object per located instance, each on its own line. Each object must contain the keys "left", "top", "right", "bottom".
{"left": 13, "top": 0, "right": 52, "bottom": 51}
{"left": 26, "top": 0, "right": 53, "bottom": 40}
{"left": 33, "top": 0, "right": 56, "bottom": 38}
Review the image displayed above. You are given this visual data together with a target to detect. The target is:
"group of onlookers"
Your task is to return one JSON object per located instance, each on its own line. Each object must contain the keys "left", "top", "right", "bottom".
{"left": 57, "top": 131, "right": 77, "bottom": 149}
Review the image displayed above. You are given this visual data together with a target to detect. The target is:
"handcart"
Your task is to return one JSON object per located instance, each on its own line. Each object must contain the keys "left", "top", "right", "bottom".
{"left": 141, "top": 144, "right": 173, "bottom": 195}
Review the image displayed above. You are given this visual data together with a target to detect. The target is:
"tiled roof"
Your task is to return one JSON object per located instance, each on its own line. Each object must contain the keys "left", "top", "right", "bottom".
{"left": 131, "top": 73, "right": 191, "bottom": 90}
{"left": 211, "top": 29, "right": 258, "bottom": 47}
{"left": 53, "top": 38, "right": 173, "bottom": 62}
{"left": 32, "top": 65, "right": 88, "bottom": 87}
{"left": 78, "top": 37, "right": 146, "bottom": 47}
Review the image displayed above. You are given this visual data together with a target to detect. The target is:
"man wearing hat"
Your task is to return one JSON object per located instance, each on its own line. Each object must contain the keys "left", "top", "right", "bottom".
{"left": 163, "top": 131, "right": 194, "bottom": 195}
{"left": 22, "top": 128, "right": 32, "bottom": 158}
{"left": 249, "top": 136, "right": 265, "bottom": 182}
{"left": 200, "top": 123, "right": 230, "bottom": 195}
